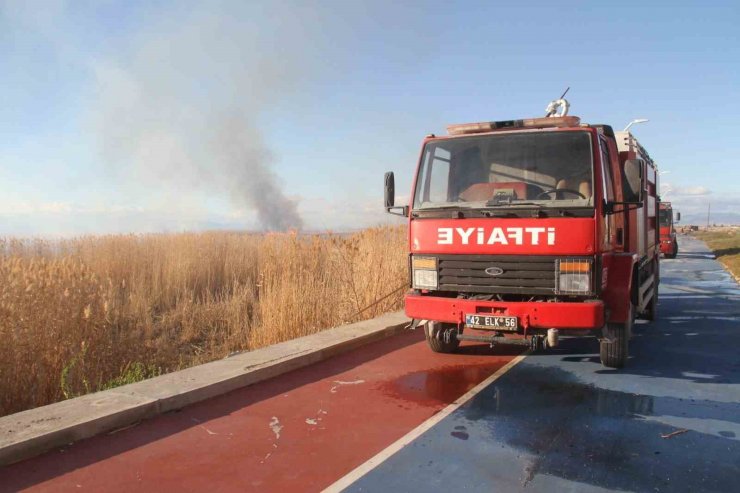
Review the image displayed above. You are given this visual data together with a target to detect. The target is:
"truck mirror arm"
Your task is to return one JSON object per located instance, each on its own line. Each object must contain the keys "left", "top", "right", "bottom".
{"left": 386, "top": 206, "right": 409, "bottom": 217}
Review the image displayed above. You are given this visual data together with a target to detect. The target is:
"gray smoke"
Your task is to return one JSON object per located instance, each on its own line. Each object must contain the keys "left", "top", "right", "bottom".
{"left": 212, "top": 114, "right": 302, "bottom": 230}
{"left": 91, "top": 4, "right": 309, "bottom": 230}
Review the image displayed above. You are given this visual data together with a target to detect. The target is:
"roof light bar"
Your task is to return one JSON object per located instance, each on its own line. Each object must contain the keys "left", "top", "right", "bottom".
{"left": 447, "top": 116, "right": 581, "bottom": 136}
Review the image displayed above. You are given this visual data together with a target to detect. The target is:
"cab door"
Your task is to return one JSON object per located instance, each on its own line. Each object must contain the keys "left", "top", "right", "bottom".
{"left": 598, "top": 136, "right": 618, "bottom": 251}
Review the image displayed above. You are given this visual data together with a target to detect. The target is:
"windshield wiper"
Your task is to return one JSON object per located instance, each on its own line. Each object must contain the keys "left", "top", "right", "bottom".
{"left": 412, "top": 205, "right": 484, "bottom": 218}
{"left": 483, "top": 201, "right": 543, "bottom": 208}
{"left": 481, "top": 201, "right": 550, "bottom": 218}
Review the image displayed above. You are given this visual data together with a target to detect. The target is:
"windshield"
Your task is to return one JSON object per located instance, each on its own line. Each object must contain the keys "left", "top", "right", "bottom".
{"left": 413, "top": 131, "right": 594, "bottom": 210}
{"left": 659, "top": 209, "right": 672, "bottom": 227}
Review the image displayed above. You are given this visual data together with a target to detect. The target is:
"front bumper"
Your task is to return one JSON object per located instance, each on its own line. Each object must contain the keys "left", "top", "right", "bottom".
{"left": 405, "top": 294, "right": 605, "bottom": 330}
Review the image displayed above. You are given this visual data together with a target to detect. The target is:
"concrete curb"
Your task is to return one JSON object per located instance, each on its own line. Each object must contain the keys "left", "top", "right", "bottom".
{"left": 0, "top": 311, "right": 409, "bottom": 466}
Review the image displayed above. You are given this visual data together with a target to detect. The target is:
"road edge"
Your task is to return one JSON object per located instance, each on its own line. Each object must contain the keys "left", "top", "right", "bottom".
{"left": 0, "top": 311, "right": 409, "bottom": 466}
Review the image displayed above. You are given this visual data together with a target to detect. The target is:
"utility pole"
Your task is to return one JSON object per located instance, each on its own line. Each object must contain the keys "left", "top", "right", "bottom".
{"left": 706, "top": 202, "right": 711, "bottom": 229}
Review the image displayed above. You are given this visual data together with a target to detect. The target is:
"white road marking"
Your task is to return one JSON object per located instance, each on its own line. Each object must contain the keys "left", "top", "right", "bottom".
{"left": 323, "top": 351, "right": 530, "bottom": 492}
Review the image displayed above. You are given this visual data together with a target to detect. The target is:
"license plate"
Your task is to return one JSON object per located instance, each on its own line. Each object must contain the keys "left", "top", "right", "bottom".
{"left": 465, "top": 314, "right": 518, "bottom": 330}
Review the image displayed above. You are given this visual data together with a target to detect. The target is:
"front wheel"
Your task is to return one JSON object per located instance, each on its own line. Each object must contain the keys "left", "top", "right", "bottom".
{"left": 600, "top": 305, "right": 633, "bottom": 368}
{"left": 424, "top": 321, "right": 460, "bottom": 353}
{"left": 600, "top": 326, "right": 629, "bottom": 368}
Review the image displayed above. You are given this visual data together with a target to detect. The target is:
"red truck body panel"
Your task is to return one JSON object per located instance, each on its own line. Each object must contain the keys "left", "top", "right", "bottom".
{"left": 410, "top": 218, "right": 596, "bottom": 256}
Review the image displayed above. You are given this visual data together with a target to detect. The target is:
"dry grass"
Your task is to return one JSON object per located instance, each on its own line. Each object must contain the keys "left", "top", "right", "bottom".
{"left": 0, "top": 226, "right": 407, "bottom": 416}
{"left": 692, "top": 228, "right": 740, "bottom": 281}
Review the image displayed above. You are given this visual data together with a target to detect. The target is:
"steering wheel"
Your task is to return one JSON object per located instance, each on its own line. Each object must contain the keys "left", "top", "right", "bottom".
{"left": 536, "top": 188, "right": 586, "bottom": 200}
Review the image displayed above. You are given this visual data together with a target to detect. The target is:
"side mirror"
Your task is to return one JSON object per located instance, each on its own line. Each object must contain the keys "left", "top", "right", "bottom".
{"left": 675, "top": 212, "right": 681, "bottom": 223}
{"left": 622, "top": 159, "right": 645, "bottom": 203}
{"left": 384, "top": 171, "right": 395, "bottom": 208}
{"left": 384, "top": 171, "right": 409, "bottom": 217}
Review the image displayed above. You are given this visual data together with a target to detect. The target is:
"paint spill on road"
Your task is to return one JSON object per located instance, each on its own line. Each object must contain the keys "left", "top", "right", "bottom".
{"left": 269, "top": 416, "right": 283, "bottom": 440}
{"left": 330, "top": 379, "right": 366, "bottom": 393}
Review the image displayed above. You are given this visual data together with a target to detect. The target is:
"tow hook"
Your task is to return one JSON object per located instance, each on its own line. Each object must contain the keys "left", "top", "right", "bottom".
{"left": 530, "top": 335, "right": 546, "bottom": 351}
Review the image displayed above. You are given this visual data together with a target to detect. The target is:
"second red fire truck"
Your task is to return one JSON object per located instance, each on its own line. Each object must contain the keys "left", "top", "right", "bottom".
{"left": 659, "top": 202, "right": 680, "bottom": 258}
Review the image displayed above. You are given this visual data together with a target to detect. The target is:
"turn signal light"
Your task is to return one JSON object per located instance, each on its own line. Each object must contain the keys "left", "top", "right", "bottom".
{"left": 412, "top": 257, "right": 437, "bottom": 269}
{"left": 558, "top": 260, "right": 590, "bottom": 273}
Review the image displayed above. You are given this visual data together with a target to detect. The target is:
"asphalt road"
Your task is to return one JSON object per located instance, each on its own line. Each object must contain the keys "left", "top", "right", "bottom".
{"left": 347, "top": 235, "right": 740, "bottom": 492}
{"left": 2, "top": 235, "right": 738, "bottom": 492}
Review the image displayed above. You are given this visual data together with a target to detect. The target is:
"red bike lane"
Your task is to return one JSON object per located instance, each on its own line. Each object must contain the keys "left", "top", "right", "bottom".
{"left": 1, "top": 330, "right": 523, "bottom": 493}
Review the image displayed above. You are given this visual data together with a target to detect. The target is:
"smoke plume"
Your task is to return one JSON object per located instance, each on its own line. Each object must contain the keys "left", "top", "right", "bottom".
{"left": 212, "top": 114, "right": 302, "bottom": 230}
{"left": 91, "top": 4, "right": 309, "bottom": 230}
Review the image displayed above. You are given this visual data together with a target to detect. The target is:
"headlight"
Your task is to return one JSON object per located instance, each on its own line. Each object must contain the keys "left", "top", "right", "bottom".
{"left": 412, "top": 256, "right": 438, "bottom": 289}
{"left": 557, "top": 259, "right": 591, "bottom": 294}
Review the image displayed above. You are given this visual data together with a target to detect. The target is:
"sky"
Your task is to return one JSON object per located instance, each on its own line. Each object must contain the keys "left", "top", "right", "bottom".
{"left": 1, "top": 0, "right": 739, "bottom": 236}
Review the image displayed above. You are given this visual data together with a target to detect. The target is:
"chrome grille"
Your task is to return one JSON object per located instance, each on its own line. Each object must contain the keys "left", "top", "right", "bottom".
{"left": 436, "top": 254, "right": 557, "bottom": 295}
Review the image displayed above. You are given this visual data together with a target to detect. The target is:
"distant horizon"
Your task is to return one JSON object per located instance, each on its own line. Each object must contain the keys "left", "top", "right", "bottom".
{"left": 0, "top": 225, "right": 398, "bottom": 240}
{"left": 2, "top": 1, "right": 738, "bottom": 235}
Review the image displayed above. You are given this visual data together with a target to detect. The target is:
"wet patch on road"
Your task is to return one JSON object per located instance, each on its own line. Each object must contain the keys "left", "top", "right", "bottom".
{"left": 377, "top": 361, "right": 506, "bottom": 406}
{"left": 450, "top": 425, "right": 469, "bottom": 440}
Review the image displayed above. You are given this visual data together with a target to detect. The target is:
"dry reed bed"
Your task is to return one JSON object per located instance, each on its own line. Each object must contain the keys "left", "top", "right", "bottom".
{"left": 0, "top": 226, "right": 407, "bottom": 417}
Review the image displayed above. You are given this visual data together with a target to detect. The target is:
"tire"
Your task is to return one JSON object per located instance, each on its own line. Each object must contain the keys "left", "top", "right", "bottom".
{"left": 644, "top": 289, "right": 657, "bottom": 321}
{"left": 424, "top": 321, "right": 460, "bottom": 354}
{"left": 600, "top": 326, "right": 628, "bottom": 368}
{"left": 600, "top": 305, "right": 633, "bottom": 368}
{"left": 644, "top": 267, "right": 658, "bottom": 322}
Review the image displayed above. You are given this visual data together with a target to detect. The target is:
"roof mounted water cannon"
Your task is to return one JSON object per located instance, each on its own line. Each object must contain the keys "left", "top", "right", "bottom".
{"left": 545, "top": 87, "right": 570, "bottom": 117}
{"left": 545, "top": 98, "right": 570, "bottom": 117}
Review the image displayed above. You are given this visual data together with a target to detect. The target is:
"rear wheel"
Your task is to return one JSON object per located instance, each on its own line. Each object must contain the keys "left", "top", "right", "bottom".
{"left": 600, "top": 305, "right": 633, "bottom": 368}
{"left": 644, "top": 291, "right": 658, "bottom": 321}
{"left": 644, "top": 265, "right": 659, "bottom": 321}
{"left": 424, "top": 321, "right": 460, "bottom": 353}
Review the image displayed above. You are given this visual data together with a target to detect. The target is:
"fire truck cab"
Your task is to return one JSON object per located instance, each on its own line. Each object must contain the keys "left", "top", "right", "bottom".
{"left": 384, "top": 108, "right": 660, "bottom": 368}
{"left": 659, "top": 202, "right": 680, "bottom": 258}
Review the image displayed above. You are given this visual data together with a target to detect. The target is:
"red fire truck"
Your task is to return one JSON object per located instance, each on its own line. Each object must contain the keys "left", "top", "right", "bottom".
{"left": 384, "top": 104, "right": 659, "bottom": 368}
{"left": 659, "top": 202, "right": 680, "bottom": 258}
